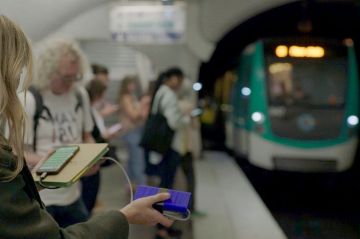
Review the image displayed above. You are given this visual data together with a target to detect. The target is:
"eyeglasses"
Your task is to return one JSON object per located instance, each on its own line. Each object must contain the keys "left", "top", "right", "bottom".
{"left": 56, "top": 72, "right": 83, "bottom": 84}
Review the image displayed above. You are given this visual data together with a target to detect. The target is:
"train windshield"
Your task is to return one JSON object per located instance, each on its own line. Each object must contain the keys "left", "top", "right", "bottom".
{"left": 264, "top": 40, "right": 348, "bottom": 140}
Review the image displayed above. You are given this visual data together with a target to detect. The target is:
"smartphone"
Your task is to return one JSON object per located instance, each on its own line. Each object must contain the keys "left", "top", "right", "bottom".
{"left": 107, "top": 123, "right": 123, "bottom": 135}
{"left": 36, "top": 145, "right": 80, "bottom": 175}
{"left": 191, "top": 108, "right": 203, "bottom": 117}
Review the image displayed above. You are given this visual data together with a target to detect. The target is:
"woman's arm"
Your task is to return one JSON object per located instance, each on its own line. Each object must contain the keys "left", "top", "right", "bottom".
{"left": 0, "top": 175, "right": 130, "bottom": 239}
{"left": 121, "top": 95, "right": 142, "bottom": 122}
{"left": 161, "top": 91, "right": 191, "bottom": 130}
{"left": 0, "top": 149, "right": 172, "bottom": 239}
{"left": 63, "top": 193, "right": 173, "bottom": 239}
{"left": 100, "top": 102, "right": 119, "bottom": 118}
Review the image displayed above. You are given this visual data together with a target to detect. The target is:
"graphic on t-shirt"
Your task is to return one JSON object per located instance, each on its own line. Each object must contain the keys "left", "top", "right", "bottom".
{"left": 53, "top": 112, "right": 81, "bottom": 144}
{"left": 39, "top": 106, "right": 82, "bottom": 145}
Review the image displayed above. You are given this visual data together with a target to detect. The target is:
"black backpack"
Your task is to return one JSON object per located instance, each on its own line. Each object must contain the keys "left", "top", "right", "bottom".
{"left": 28, "top": 86, "right": 83, "bottom": 152}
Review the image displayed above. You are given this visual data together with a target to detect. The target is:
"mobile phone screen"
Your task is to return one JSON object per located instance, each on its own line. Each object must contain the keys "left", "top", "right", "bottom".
{"left": 36, "top": 146, "right": 79, "bottom": 175}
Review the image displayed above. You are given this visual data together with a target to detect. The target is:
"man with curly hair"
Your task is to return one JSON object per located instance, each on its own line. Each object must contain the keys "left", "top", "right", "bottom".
{"left": 22, "top": 38, "right": 95, "bottom": 227}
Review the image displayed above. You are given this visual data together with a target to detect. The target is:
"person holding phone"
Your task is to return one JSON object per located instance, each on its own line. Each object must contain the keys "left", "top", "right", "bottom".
{"left": 86, "top": 79, "right": 122, "bottom": 142}
{"left": 91, "top": 64, "right": 120, "bottom": 118}
{"left": 118, "top": 75, "right": 147, "bottom": 190}
{"left": 144, "top": 68, "right": 192, "bottom": 239}
{"left": 0, "top": 15, "right": 173, "bottom": 239}
{"left": 20, "top": 36, "right": 95, "bottom": 226}
{"left": 82, "top": 78, "right": 122, "bottom": 213}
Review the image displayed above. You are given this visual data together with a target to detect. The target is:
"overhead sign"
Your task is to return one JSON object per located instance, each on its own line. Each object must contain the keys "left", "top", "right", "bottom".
{"left": 110, "top": 3, "right": 186, "bottom": 44}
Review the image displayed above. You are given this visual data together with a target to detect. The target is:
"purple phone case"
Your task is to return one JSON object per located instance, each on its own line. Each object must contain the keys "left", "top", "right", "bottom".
{"left": 134, "top": 185, "right": 191, "bottom": 214}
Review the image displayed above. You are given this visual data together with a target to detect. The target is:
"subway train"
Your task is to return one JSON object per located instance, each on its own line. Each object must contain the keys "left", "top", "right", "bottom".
{"left": 226, "top": 38, "right": 359, "bottom": 172}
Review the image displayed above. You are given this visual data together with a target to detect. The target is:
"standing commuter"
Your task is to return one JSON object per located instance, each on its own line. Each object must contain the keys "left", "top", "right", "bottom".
{"left": 92, "top": 64, "right": 110, "bottom": 86}
{"left": 91, "top": 63, "right": 119, "bottom": 118}
{"left": 22, "top": 38, "right": 96, "bottom": 227}
{"left": 149, "top": 68, "right": 191, "bottom": 189}
{"left": 82, "top": 78, "right": 122, "bottom": 213}
{"left": 146, "top": 67, "right": 192, "bottom": 239}
{"left": 118, "top": 75, "right": 147, "bottom": 189}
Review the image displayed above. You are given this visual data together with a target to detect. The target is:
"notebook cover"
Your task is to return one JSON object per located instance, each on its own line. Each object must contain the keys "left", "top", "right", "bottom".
{"left": 32, "top": 143, "right": 108, "bottom": 187}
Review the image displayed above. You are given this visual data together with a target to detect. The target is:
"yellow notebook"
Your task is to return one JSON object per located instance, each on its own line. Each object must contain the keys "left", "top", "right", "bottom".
{"left": 32, "top": 143, "right": 108, "bottom": 187}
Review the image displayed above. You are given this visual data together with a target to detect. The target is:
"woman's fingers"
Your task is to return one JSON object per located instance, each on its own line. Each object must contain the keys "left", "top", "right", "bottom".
{"left": 145, "top": 193, "right": 171, "bottom": 206}
{"left": 152, "top": 210, "right": 174, "bottom": 227}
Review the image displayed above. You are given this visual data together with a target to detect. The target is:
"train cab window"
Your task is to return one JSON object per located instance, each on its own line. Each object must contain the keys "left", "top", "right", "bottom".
{"left": 264, "top": 39, "right": 348, "bottom": 140}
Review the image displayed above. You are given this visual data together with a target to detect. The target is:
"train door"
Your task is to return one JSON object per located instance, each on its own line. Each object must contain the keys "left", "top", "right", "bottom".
{"left": 233, "top": 44, "right": 255, "bottom": 157}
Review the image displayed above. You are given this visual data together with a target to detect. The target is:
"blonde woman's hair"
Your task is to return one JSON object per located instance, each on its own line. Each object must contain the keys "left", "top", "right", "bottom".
{"left": 33, "top": 38, "right": 87, "bottom": 91}
{"left": 0, "top": 15, "right": 33, "bottom": 182}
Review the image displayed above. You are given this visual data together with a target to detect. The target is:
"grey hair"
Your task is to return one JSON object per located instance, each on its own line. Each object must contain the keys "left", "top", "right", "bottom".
{"left": 32, "top": 38, "right": 88, "bottom": 90}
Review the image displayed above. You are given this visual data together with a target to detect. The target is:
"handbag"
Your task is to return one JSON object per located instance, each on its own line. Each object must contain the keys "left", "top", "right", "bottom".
{"left": 140, "top": 93, "right": 174, "bottom": 154}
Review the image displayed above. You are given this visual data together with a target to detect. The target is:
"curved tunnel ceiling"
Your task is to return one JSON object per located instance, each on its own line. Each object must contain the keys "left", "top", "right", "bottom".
{"left": 0, "top": 0, "right": 111, "bottom": 41}
{"left": 199, "top": 0, "right": 360, "bottom": 95}
{"left": 200, "top": 0, "right": 294, "bottom": 42}
{"left": 1, "top": 0, "right": 294, "bottom": 43}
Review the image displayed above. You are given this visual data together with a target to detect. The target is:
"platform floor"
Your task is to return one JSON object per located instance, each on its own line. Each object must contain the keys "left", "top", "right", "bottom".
{"left": 95, "top": 151, "right": 286, "bottom": 239}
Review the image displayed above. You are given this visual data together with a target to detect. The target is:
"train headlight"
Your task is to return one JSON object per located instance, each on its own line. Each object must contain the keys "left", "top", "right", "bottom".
{"left": 192, "top": 82, "right": 202, "bottom": 91}
{"left": 241, "top": 87, "right": 251, "bottom": 96}
{"left": 347, "top": 115, "right": 359, "bottom": 127}
{"left": 252, "top": 112, "right": 265, "bottom": 123}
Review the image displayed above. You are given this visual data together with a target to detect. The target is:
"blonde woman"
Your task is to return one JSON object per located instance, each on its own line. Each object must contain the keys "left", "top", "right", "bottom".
{"left": 0, "top": 15, "right": 172, "bottom": 239}
{"left": 118, "top": 76, "right": 146, "bottom": 188}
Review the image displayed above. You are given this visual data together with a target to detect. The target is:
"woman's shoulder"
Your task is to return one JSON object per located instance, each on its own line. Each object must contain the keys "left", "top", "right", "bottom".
{"left": 157, "top": 85, "right": 176, "bottom": 98}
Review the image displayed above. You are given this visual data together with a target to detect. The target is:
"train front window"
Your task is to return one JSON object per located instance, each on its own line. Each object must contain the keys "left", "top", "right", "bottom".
{"left": 265, "top": 40, "right": 348, "bottom": 140}
{"left": 267, "top": 60, "right": 346, "bottom": 108}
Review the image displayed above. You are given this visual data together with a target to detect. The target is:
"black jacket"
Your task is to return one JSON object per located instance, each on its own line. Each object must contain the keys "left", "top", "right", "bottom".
{"left": 0, "top": 142, "right": 129, "bottom": 239}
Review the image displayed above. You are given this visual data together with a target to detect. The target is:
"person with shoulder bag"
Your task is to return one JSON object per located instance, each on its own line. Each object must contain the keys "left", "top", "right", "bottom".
{"left": 81, "top": 78, "right": 122, "bottom": 213}
{"left": 140, "top": 67, "right": 191, "bottom": 239}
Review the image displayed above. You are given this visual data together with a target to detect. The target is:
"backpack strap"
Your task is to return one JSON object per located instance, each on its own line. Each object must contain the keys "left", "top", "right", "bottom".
{"left": 28, "top": 86, "right": 44, "bottom": 152}
{"left": 74, "top": 88, "right": 87, "bottom": 135}
{"left": 152, "top": 90, "right": 166, "bottom": 115}
{"left": 22, "top": 163, "right": 45, "bottom": 208}
{"left": 28, "top": 87, "right": 54, "bottom": 152}
{"left": 74, "top": 89, "right": 83, "bottom": 113}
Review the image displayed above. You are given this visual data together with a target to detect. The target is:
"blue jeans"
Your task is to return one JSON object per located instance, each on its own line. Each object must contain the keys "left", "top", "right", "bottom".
{"left": 180, "top": 152, "right": 195, "bottom": 210}
{"left": 123, "top": 127, "right": 146, "bottom": 185}
{"left": 46, "top": 198, "right": 89, "bottom": 227}
{"left": 159, "top": 149, "right": 181, "bottom": 188}
{"left": 145, "top": 149, "right": 181, "bottom": 189}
